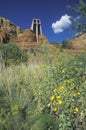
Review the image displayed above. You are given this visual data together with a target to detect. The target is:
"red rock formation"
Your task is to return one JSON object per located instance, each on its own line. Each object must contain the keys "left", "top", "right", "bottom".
{"left": 0, "top": 16, "right": 22, "bottom": 43}
{"left": 69, "top": 33, "right": 86, "bottom": 51}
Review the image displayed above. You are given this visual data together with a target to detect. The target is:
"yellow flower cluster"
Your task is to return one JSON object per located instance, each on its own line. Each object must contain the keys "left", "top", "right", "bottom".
{"left": 53, "top": 107, "right": 57, "bottom": 112}
{"left": 56, "top": 95, "right": 61, "bottom": 99}
{"left": 58, "top": 100, "right": 62, "bottom": 105}
{"left": 71, "top": 83, "right": 76, "bottom": 88}
{"left": 53, "top": 86, "right": 65, "bottom": 93}
{"left": 73, "top": 92, "right": 80, "bottom": 97}
{"left": 50, "top": 95, "right": 55, "bottom": 101}
{"left": 50, "top": 94, "right": 63, "bottom": 111}
{"left": 74, "top": 107, "right": 79, "bottom": 114}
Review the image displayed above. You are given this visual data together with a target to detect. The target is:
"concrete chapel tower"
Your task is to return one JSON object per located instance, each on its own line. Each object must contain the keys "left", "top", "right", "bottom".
{"left": 31, "top": 19, "right": 42, "bottom": 43}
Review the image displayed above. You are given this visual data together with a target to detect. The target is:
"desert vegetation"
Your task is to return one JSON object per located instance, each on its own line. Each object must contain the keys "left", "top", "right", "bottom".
{"left": 0, "top": 1, "right": 86, "bottom": 129}
{"left": 0, "top": 43, "right": 28, "bottom": 67}
{"left": 0, "top": 42, "right": 86, "bottom": 130}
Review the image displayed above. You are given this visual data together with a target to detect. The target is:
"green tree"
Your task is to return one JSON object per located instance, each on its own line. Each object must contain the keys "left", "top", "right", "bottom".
{"left": 68, "top": 0, "right": 86, "bottom": 33}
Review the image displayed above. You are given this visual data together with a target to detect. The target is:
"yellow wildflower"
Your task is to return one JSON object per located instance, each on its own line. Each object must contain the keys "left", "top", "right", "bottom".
{"left": 53, "top": 107, "right": 57, "bottom": 112}
{"left": 64, "top": 79, "right": 70, "bottom": 83}
{"left": 77, "top": 92, "right": 80, "bottom": 95}
{"left": 60, "top": 86, "right": 64, "bottom": 91}
{"left": 73, "top": 93, "right": 77, "bottom": 97}
{"left": 73, "top": 92, "right": 80, "bottom": 97}
{"left": 74, "top": 107, "right": 79, "bottom": 114}
{"left": 71, "top": 83, "right": 75, "bottom": 87}
{"left": 56, "top": 95, "right": 61, "bottom": 99}
{"left": 62, "top": 69, "right": 65, "bottom": 73}
{"left": 50, "top": 96, "right": 55, "bottom": 101}
{"left": 58, "top": 100, "right": 62, "bottom": 105}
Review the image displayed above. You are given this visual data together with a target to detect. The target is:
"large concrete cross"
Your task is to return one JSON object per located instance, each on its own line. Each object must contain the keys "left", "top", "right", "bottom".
{"left": 31, "top": 19, "right": 42, "bottom": 43}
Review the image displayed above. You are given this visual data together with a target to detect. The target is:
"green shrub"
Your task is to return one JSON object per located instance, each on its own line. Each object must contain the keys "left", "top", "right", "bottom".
{"left": 0, "top": 43, "right": 28, "bottom": 66}
{"left": 62, "top": 40, "right": 72, "bottom": 49}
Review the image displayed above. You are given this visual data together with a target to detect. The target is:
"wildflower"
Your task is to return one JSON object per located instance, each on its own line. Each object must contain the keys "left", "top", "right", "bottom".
{"left": 59, "top": 85, "right": 66, "bottom": 93}
{"left": 71, "top": 83, "right": 75, "bottom": 87}
{"left": 77, "top": 92, "right": 80, "bottom": 95}
{"left": 58, "top": 100, "right": 62, "bottom": 105}
{"left": 73, "top": 92, "right": 80, "bottom": 97}
{"left": 53, "top": 107, "right": 57, "bottom": 112}
{"left": 60, "top": 86, "right": 64, "bottom": 90}
{"left": 56, "top": 95, "right": 61, "bottom": 99}
{"left": 73, "top": 93, "right": 77, "bottom": 97}
{"left": 62, "top": 69, "right": 65, "bottom": 73}
{"left": 64, "top": 79, "right": 70, "bottom": 83}
{"left": 74, "top": 107, "right": 79, "bottom": 114}
{"left": 50, "top": 96, "right": 55, "bottom": 101}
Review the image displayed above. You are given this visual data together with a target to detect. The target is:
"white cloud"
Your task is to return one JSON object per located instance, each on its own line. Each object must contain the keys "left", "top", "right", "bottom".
{"left": 52, "top": 14, "right": 72, "bottom": 34}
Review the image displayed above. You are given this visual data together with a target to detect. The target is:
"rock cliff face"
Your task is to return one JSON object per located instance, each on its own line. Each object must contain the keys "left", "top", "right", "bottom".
{"left": 0, "top": 16, "right": 22, "bottom": 43}
{"left": 17, "top": 29, "right": 47, "bottom": 49}
{"left": 17, "top": 29, "right": 37, "bottom": 49}
{"left": 17, "top": 29, "right": 37, "bottom": 43}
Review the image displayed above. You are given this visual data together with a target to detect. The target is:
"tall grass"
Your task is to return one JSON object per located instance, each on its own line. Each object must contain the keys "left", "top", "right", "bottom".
{"left": 0, "top": 45, "right": 86, "bottom": 130}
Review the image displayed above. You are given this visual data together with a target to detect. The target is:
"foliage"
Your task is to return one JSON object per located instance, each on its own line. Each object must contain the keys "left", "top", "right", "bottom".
{"left": 0, "top": 43, "right": 28, "bottom": 66}
{"left": 29, "top": 48, "right": 36, "bottom": 56}
{"left": 61, "top": 41, "right": 72, "bottom": 49}
{"left": 0, "top": 46, "right": 86, "bottom": 129}
{"left": 67, "top": 0, "right": 86, "bottom": 33}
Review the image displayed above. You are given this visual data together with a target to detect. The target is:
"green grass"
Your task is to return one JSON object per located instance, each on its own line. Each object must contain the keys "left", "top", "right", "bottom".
{"left": 0, "top": 46, "right": 86, "bottom": 130}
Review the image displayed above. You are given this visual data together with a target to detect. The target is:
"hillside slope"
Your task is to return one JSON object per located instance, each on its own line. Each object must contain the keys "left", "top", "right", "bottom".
{"left": 70, "top": 33, "right": 86, "bottom": 50}
{"left": 0, "top": 16, "right": 47, "bottom": 49}
{"left": 0, "top": 16, "right": 22, "bottom": 43}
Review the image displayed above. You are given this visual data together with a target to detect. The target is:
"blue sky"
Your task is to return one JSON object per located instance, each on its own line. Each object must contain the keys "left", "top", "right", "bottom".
{"left": 0, "top": 0, "right": 86, "bottom": 43}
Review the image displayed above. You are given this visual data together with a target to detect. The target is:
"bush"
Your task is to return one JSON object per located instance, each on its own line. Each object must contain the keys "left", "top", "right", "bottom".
{"left": 0, "top": 43, "right": 28, "bottom": 65}
{"left": 62, "top": 40, "right": 72, "bottom": 49}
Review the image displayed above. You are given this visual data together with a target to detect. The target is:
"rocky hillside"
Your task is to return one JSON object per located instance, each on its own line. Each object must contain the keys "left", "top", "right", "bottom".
{"left": 0, "top": 16, "right": 22, "bottom": 43}
{"left": 61, "top": 33, "right": 86, "bottom": 53}
{"left": 1, "top": 16, "right": 86, "bottom": 52}
{"left": 17, "top": 29, "right": 47, "bottom": 49}
{"left": 0, "top": 16, "right": 47, "bottom": 49}
{"left": 69, "top": 33, "right": 86, "bottom": 51}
